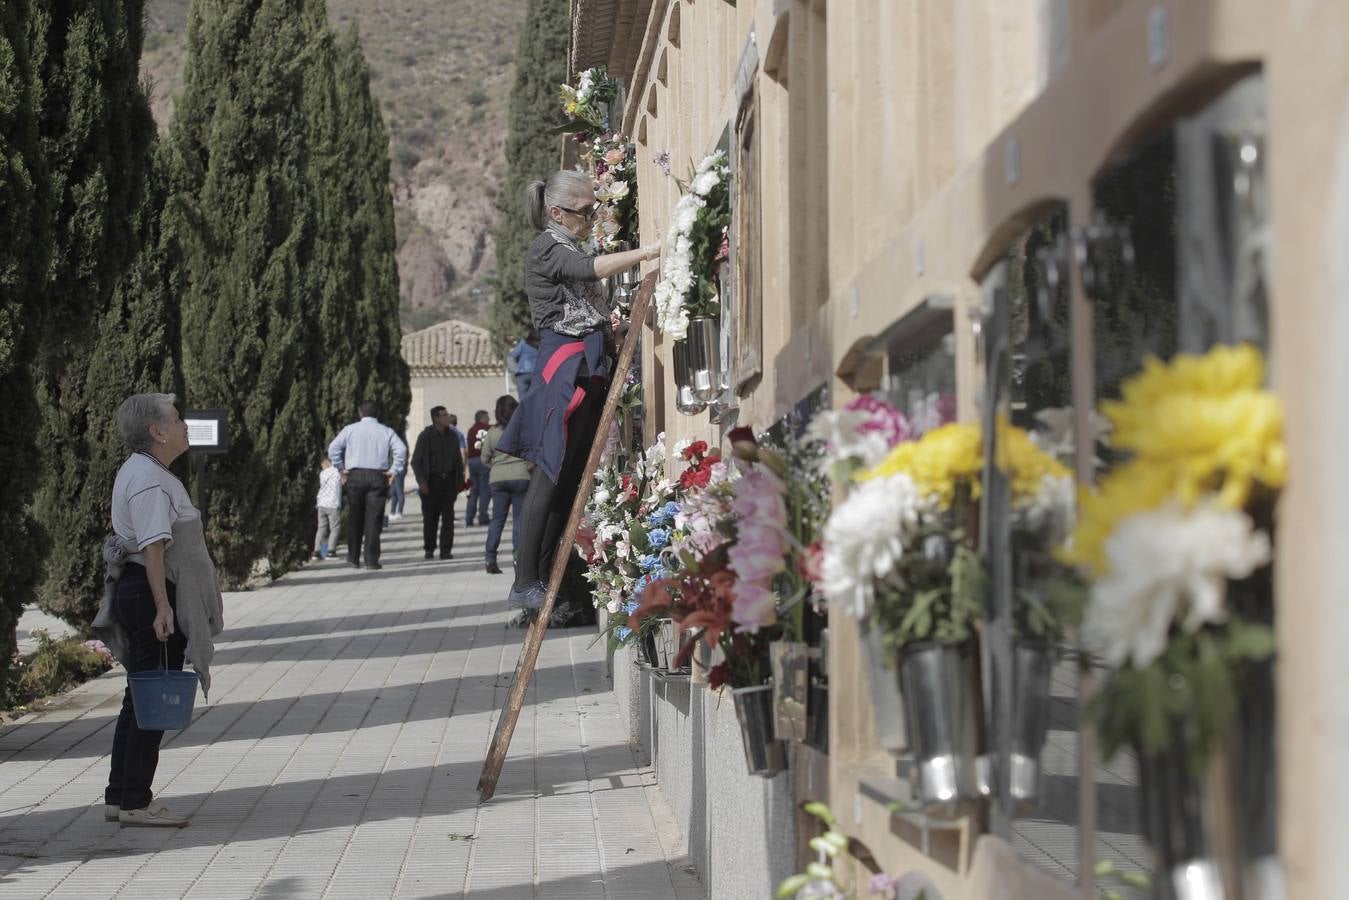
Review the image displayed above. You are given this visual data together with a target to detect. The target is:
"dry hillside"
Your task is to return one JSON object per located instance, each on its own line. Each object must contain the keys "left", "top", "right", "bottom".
{"left": 142, "top": 0, "right": 528, "bottom": 333}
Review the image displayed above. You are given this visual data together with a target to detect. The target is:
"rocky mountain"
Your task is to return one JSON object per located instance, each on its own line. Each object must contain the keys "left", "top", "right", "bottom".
{"left": 141, "top": 0, "right": 528, "bottom": 333}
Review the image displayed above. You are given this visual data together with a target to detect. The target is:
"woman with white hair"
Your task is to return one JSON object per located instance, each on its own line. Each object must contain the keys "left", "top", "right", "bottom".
{"left": 94, "top": 393, "right": 223, "bottom": 828}
{"left": 497, "top": 169, "right": 659, "bottom": 621}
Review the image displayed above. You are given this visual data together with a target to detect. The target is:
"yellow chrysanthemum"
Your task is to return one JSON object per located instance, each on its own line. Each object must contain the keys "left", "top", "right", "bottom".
{"left": 996, "top": 417, "right": 1073, "bottom": 504}
{"left": 860, "top": 422, "right": 983, "bottom": 509}
{"left": 1060, "top": 458, "right": 1175, "bottom": 576}
{"left": 1103, "top": 344, "right": 1286, "bottom": 510}
{"left": 1067, "top": 344, "right": 1287, "bottom": 576}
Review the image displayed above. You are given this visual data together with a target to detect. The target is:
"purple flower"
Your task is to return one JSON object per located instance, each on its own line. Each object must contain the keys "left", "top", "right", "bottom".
{"left": 867, "top": 873, "right": 898, "bottom": 897}
{"left": 654, "top": 150, "right": 673, "bottom": 176}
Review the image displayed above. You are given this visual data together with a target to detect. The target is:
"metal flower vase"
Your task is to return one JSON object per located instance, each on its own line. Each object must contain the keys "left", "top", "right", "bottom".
{"left": 731, "top": 683, "right": 788, "bottom": 777}
{"left": 1006, "top": 640, "right": 1055, "bottom": 808}
{"left": 1138, "top": 659, "right": 1282, "bottom": 900}
{"left": 898, "top": 641, "right": 983, "bottom": 814}
{"left": 683, "top": 317, "right": 723, "bottom": 403}
{"left": 769, "top": 641, "right": 814, "bottom": 743}
{"left": 861, "top": 623, "right": 907, "bottom": 754}
{"left": 671, "top": 341, "right": 707, "bottom": 416}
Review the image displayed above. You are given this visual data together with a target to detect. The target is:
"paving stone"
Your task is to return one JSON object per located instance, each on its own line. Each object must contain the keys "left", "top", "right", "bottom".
{"left": 0, "top": 495, "right": 704, "bottom": 898}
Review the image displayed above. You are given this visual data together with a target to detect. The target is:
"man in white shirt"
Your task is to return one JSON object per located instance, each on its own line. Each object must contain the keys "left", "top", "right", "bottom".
{"left": 328, "top": 399, "right": 408, "bottom": 570}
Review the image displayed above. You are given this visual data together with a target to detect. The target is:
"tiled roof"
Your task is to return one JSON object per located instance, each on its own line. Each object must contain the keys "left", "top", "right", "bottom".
{"left": 400, "top": 319, "right": 502, "bottom": 372}
{"left": 570, "top": 0, "right": 656, "bottom": 86}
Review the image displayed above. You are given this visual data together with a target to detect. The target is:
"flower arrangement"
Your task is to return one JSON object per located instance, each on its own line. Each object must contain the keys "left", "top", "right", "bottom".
{"left": 589, "top": 134, "right": 639, "bottom": 251}
{"left": 1062, "top": 344, "right": 1284, "bottom": 765}
{"left": 653, "top": 150, "right": 731, "bottom": 340}
{"left": 632, "top": 426, "right": 827, "bottom": 690}
{"left": 558, "top": 66, "right": 618, "bottom": 135}
{"left": 815, "top": 408, "right": 1075, "bottom": 653}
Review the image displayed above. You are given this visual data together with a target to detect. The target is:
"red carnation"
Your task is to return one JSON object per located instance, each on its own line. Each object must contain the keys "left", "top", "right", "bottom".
{"left": 682, "top": 439, "right": 709, "bottom": 461}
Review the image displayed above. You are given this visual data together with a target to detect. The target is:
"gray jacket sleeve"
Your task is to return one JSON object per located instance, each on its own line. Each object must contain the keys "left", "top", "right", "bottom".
{"left": 538, "top": 239, "right": 597, "bottom": 282}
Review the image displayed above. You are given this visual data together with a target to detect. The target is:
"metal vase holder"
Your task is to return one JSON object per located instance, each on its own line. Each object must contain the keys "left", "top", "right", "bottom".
{"left": 683, "top": 316, "right": 723, "bottom": 403}
{"left": 769, "top": 641, "right": 815, "bottom": 743}
{"left": 1138, "top": 658, "right": 1283, "bottom": 900}
{"left": 731, "top": 683, "right": 788, "bottom": 778}
{"left": 1006, "top": 640, "right": 1054, "bottom": 808}
{"left": 861, "top": 622, "right": 908, "bottom": 755}
{"left": 898, "top": 641, "right": 984, "bottom": 814}
{"left": 671, "top": 340, "right": 707, "bottom": 416}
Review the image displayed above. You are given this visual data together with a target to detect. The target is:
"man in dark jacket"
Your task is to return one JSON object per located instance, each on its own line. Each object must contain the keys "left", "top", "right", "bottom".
{"left": 411, "top": 406, "right": 466, "bottom": 560}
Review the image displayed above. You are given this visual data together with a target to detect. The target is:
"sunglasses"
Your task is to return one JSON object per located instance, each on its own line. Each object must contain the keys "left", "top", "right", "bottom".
{"left": 556, "top": 203, "right": 598, "bottom": 220}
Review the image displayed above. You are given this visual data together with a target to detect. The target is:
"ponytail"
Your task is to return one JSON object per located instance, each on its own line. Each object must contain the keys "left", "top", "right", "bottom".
{"left": 525, "top": 180, "right": 547, "bottom": 231}
{"left": 526, "top": 170, "right": 596, "bottom": 231}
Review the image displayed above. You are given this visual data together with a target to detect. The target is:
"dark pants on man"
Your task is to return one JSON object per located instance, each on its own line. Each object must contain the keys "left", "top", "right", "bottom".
{"left": 106, "top": 563, "right": 187, "bottom": 812}
{"left": 514, "top": 378, "right": 606, "bottom": 586}
{"left": 422, "top": 474, "right": 459, "bottom": 557}
{"left": 466, "top": 458, "right": 491, "bottom": 526}
{"left": 345, "top": 468, "right": 389, "bottom": 566}
{"left": 486, "top": 478, "right": 529, "bottom": 566}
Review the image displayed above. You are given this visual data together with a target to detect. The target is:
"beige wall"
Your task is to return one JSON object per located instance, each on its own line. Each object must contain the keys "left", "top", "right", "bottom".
{"left": 612, "top": 0, "right": 1349, "bottom": 896}
{"left": 406, "top": 371, "right": 511, "bottom": 460}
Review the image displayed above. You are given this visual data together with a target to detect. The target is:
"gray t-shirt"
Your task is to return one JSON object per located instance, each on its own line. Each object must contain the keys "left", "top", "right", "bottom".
{"left": 525, "top": 223, "right": 611, "bottom": 336}
{"left": 111, "top": 452, "right": 198, "bottom": 565}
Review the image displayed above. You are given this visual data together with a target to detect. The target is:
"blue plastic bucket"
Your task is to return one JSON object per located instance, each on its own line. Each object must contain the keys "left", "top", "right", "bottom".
{"left": 128, "top": 669, "right": 198, "bottom": 730}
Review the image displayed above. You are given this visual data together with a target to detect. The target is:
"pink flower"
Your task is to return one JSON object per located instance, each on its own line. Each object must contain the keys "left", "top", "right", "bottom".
{"left": 728, "top": 522, "right": 787, "bottom": 584}
{"left": 846, "top": 394, "right": 911, "bottom": 447}
{"left": 604, "top": 148, "right": 627, "bottom": 166}
{"left": 868, "top": 873, "right": 898, "bottom": 897}
{"left": 732, "top": 582, "right": 778, "bottom": 632}
{"left": 732, "top": 467, "right": 787, "bottom": 528}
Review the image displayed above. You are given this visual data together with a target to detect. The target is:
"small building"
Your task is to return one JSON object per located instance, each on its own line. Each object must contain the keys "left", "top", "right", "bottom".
{"left": 400, "top": 319, "right": 511, "bottom": 453}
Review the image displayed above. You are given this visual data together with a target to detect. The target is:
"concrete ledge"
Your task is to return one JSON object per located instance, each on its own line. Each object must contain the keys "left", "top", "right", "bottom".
{"left": 611, "top": 644, "right": 797, "bottom": 898}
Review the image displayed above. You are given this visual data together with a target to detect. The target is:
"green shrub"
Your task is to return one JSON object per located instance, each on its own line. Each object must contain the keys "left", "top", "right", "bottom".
{"left": 4, "top": 631, "right": 112, "bottom": 711}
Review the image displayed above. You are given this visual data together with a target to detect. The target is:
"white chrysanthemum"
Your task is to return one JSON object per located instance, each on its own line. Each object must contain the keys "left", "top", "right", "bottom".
{"left": 806, "top": 409, "right": 893, "bottom": 468}
{"left": 1082, "top": 501, "right": 1272, "bottom": 670}
{"left": 695, "top": 149, "right": 726, "bottom": 174}
{"left": 691, "top": 170, "right": 721, "bottom": 197}
{"left": 819, "top": 474, "right": 924, "bottom": 619}
{"left": 1016, "top": 473, "right": 1076, "bottom": 547}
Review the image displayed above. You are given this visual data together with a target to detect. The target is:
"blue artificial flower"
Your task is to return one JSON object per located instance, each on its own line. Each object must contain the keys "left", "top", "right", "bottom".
{"left": 622, "top": 599, "right": 639, "bottom": 614}
{"left": 639, "top": 553, "right": 663, "bottom": 573}
{"left": 646, "top": 528, "right": 670, "bottom": 549}
{"left": 663, "top": 500, "right": 681, "bottom": 519}
{"left": 616, "top": 626, "right": 632, "bottom": 640}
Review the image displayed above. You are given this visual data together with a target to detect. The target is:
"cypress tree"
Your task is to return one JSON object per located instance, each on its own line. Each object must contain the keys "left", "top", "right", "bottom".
{"left": 0, "top": 0, "right": 53, "bottom": 679}
{"left": 308, "top": 24, "right": 410, "bottom": 437}
{"left": 167, "top": 0, "right": 327, "bottom": 585}
{"left": 489, "top": 0, "right": 569, "bottom": 348}
{"left": 29, "top": 0, "right": 160, "bottom": 626}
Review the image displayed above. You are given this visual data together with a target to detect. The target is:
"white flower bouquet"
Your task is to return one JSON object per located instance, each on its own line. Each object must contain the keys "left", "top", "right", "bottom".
{"left": 653, "top": 151, "right": 731, "bottom": 340}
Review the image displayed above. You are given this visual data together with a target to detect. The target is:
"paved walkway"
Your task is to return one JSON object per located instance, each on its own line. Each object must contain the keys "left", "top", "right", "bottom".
{"left": 0, "top": 498, "right": 703, "bottom": 899}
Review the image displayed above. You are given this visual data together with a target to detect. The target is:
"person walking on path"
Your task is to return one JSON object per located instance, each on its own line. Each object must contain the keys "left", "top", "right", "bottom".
{"left": 465, "top": 410, "right": 492, "bottom": 527}
{"left": 411, "top": 405, "right": 467, "bottom": 560}
{"left": 497, "top": 170, "right": 659, "bottom": 614}
{"left": 509, "top": 328, "right": 540, "bottom": 397}
{"left": 328, "top": 400, "right": 407, "bottom": 570}
{"left": 313, "top": 455, "right": 342, "bottom": 560}
{"left": 93, "top": 393, "right": 225, "bottom": 828}
{"left": 447, "top": 413, "right": 468, "bottom": 462}
{"left": 387, "top": 445, "right": 407, "bottom": 523}
{"left": 481, "top": 395, "right": 530, "bottom": 575}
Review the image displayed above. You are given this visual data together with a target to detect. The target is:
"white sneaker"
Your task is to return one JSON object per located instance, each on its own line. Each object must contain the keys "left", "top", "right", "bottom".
{"left": 389, "top": 513, "right": 402, "bottom": 522}
{"left": 119, "top": 805, "right": 190, "bottom": 828}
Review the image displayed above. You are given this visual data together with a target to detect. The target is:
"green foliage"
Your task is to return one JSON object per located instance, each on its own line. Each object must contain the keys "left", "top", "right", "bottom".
{"left": 871, "top": 530, "right": 985, "bottom": 656}
{"left": 488, "top": 0, "right": 568, "bottom": 349}
{"left": 1090, "top": 617, "right": 1276, "bottom": 771}
{"left": 0, "top": 0, "right": 54, "bottom": 692}
{"left": 3, "top": 631, "right": 112, "bottom": 711}
{"left": 166, "top": 0, "right": 407, "bottom": 585}
{"left": 29, "top": 0, "right": 166, "bottom": 628}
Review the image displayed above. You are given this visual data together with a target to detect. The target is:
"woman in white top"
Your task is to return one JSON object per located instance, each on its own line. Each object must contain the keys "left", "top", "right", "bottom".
{"left": 101, "top": 393, "right": 223, "bottom": 828}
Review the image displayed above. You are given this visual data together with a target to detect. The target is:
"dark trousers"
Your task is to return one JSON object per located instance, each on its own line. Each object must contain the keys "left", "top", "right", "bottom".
{"left": 421, "top": 475, "right": 459, "bottom": 556}
{"left": 514, "top": 379, "right": 606, "bottom": 586}
{"left": 466, "top": 458, "right": 491, "bottom": 525}
{"left": 345, "top": 468, "right": 389, "bottom": 566}
{"left": 485, "top": 478, "right": 529, "bottom": 565}
{"left": 106, "top": 564, "right": 186, "bottom": 811}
